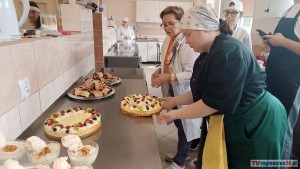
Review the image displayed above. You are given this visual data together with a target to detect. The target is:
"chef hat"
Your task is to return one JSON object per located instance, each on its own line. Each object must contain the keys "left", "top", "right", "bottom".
{"left": 180, "top": 5, "right": 219, "bottom": 31}
{"left": 224, "top": 0, "right": 243, "bottom": 12}
{"left": 122, "top": 17, "right": 129, "bottom": 22}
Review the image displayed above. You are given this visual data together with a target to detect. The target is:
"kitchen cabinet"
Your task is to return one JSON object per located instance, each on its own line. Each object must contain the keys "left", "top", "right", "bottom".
{"left": 136, "top": 41, "right": 162, "bottom": 62}
{"left": 136, "top": 42, "right": 148, "bottom": 62}
{"left": 136, "top": 1, "right": 160, "bottom": 23}
{"left": 147, "top": 42, "right": 158, "bottom": 62}
{"left": 253, "top": 0, "right": 294, "bottom": 18}
{"left": 159, "top": 1, "right": 193, "bottom": 12}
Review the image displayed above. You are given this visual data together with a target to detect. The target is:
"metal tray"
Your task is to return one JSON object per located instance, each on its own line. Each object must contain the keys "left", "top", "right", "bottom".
{"left": 105, "top": 78, "right": 122, "bottom": 86}
{"left": 67, "top": 87, "right": 115, "bottom": 101}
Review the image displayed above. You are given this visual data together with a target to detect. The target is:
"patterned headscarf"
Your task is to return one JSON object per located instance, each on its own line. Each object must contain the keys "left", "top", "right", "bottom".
{"left": 180, "top": 5, "right": 219, "bottom": 31}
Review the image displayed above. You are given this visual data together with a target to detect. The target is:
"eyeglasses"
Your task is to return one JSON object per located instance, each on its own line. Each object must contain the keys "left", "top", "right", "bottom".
{"left": 223, "top": 10, "right": 239, "bottom": 17}
{"left": 160, "top": 21, "right": 179, "bottom": 29}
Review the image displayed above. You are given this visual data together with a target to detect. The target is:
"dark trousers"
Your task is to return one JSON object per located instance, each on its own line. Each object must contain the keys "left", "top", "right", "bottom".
{"left": 196, "top": 117, "right": 208, "bottom": 169}
{"left": 173, "top": 119, "right": 192, "bottom": 166}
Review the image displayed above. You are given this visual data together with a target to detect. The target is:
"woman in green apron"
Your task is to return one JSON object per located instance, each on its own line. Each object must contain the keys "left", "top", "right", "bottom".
{"left": 158, "top": 5, "right": 288, "bottom": 169}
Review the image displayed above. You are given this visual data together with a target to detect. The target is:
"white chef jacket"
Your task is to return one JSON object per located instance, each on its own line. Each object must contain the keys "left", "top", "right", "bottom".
{"left": 232, "top": 26, "right": 252, "bottom": 51}
{"left": 117, "top": 25, "right": 135, "bottom": 42}
{"left": 160, "top": 35, "right": 202, "bottom": 142}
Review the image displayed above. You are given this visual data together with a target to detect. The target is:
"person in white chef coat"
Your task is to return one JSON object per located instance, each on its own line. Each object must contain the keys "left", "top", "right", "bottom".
{"left": 117, "top": 17, "right": 135, "bottom": 45}
{"left": 151, "top": 6, "right": 201, "bottom": 169}
{"left": 223, "top": 0, "right": 252, "bottom": 51}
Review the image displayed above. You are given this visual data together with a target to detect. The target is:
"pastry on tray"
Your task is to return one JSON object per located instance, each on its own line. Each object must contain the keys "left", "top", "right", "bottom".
{"left": 70, "top": 83, "right": 113, "bottom": 99}
{"left": 44, "top": 108, "right": 101, "bottom": 139}
{"left": 87, "top": 71, "right": 121, "bottom": 85}
{"left": 121, "top": 94, "right": 163, "bottom": 116}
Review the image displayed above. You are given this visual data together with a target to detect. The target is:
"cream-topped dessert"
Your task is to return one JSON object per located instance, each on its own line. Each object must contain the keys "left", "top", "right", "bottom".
{"left": 26, "top": 137, "right": 60, "bottom": 165}
{"left": 0, "top": 132, "right": 5, "bottom": 148}
{"left": 0, "top": 132, "right": 26, "bottom": 163}
{"left": 25, "top": 136, "right": 47, "bottom": 153}
{"left": 61, "top": 135, "right": 98, "bottom": 165}
{"left": 61, "top": 135, "right": 83, "bottom": 152}
{"left": 121, "top": 94, "right": 162, "bottom": 116}
{"left": 52, "top": 157, "right": 71, "bottom": 169}
{"left": 44, "top": 108, "right": 101, "bottom": 139}
{"left": 72, "top": 166, "right": 91, "bottom": 169}
{"left": 24, "top": 164, "right": 50, "bottom": 169}
{"left": 0, "top": 159, "right": 24, "bottom": 169}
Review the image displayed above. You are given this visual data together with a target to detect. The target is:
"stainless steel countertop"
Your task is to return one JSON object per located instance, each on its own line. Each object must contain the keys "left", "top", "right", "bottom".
{"left": 105, "top": 44, "right": 139, "bottom": 57}
{"left": 18, "top": 78, "right": 162, "bottom": 169}
{"left": 136, "top": 38, "right": 159, "bottom": 42}
{"left": 100, "top": 67, "right": 145, "bottom": 79}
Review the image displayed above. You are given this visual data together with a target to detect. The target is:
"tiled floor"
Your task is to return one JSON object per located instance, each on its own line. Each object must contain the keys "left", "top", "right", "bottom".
{"left": 142, "top": 64, "right": 198, "bottom": 169}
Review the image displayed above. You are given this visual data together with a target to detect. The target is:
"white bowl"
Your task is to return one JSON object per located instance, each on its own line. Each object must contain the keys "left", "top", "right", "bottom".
{"left": 27, "top": 141, "right": 60, "bottom": 165}
{"left": 68, "top": 141, "right": 99, "bottom": 166}
{"left": 0, "top": 140, "right": 27, "bottom": 164}
{"left": 70, "top": 163, "right": 93, "bottom": 169}
{"left": 22, "top": 163, "right": 50, "bottom": 169}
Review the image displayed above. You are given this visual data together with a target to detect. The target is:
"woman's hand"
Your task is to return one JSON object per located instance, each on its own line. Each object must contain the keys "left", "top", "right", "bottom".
{"left": 151, "top": 73, "right": 171, "bottom": 88}
{"left": 264, "top": 33, "right": 287, "bottom": 47}
{"left": 157, "top": 110, "right": 178, "bottom": 124}
{"left": 151, "top": 68, "right": 161, "bottom": 83}
{"left": 162, "top": 97, "right": 177, "bottom": 110}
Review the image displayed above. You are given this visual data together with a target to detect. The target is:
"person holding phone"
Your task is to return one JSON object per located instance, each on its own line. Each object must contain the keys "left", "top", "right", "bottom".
{"left": 263, "top": 0, "right": 300, "bottom": 160}
{"left": 223, "top": 0, "right": 252, "bottom": 51}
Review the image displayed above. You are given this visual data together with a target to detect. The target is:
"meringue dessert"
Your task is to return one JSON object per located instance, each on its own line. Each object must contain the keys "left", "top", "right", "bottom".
{"left": 61, "top": 135, "right": 98, "bottom": 165}
{"left": 23, "top": 163, "right": 50, "bottom": 169}
{"left": 0, "top": 132, "right": 27, "bottom": 163}
{"left": 52, "top": 157, "right": 71, "bottom": 169}
{"left": 52, "top": 157, "right": 93, "bottom": 169}
{"left": 0, "top": 159, "right": 24, "bottom": 169}
{"left": 26, "top": 136, "right": 60, "bottom": 165}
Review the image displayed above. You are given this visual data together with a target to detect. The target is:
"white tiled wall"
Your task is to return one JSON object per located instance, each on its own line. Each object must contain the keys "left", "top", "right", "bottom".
{"left": 64, "top": 67, "right": 75, "bottom": 90}
{"left": 39, "top": 82, "right": 55, "bottom": 112}
{"left": 0, "top": 106, "right": 22, "bottom": 140}
{"left": 54, "top": 74, "right": 66, "bottom": 100}
{"left": 19, "top": 92, "right": 42, "bottom": 131}
{"left": 0, "top": 33, "right": 95, "bottom": 139}
{"left": 0, "top": 54, "right": 95, "bottom": 139}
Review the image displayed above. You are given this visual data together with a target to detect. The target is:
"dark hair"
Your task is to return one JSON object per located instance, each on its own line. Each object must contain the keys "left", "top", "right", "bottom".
{"left": 29, "top": 1, "right": 41, "bottom": 29}
{"left": 229, "top": 2, "right": 236, "bottom": 7}
{"left": 160, "top": 6, "right": 184, "bottom": 21}
{"left": 219, "top": 19, "right": 233, "bottom": 35}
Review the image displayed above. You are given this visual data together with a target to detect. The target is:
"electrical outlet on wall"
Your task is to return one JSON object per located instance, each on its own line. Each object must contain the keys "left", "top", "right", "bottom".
{"left": 18, "top": 78, "right": 30, "bottom": 101}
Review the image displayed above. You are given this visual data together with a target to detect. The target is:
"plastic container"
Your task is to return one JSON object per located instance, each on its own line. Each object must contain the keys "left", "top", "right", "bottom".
{"left": 40, "top": 14, "right": 58, "bottom": 31}
{"left": 22, "top": 163, "right": 50, "bottom": 169}
{"left": 0, "top": 140, "right": 27, "bottom": 164}
{"left": 68, "top": 141, "right": 99, "bottom": 166}
{"left": 27, "top": 141, "right": 60, "bottom": 165}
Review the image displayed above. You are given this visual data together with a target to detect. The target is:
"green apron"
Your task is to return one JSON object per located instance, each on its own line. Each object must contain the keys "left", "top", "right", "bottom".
{"left": 224, "top": 90, "right": 288, "bottom": 169}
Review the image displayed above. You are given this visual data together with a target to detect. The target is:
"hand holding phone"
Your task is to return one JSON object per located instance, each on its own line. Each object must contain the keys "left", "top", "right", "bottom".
{"left": 256, "top": 29, "right": 267, "bottom": 36}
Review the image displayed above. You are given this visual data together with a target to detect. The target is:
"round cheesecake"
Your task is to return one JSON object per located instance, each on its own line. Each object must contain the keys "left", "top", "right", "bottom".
{"left": 121, "top": 94, "right": 162, "bottom": 116}
{"left": 44, "top": 108, "right": 101, "bottom": 139}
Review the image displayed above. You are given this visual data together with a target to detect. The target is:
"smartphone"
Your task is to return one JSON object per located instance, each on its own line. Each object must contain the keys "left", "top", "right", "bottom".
{"left": 256, "top": 29, "right": 267, "bottom": 36}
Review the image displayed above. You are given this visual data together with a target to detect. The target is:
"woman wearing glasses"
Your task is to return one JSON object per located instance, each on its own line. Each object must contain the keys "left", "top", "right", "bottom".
{"left": 151, "top": 6, "right": 201, "bottom": 169}
{"left": 158, "top": 5, "right": 287, "bottom": 169}
{"left": 223, "top": 0, "right": 252, "bottom": 51}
